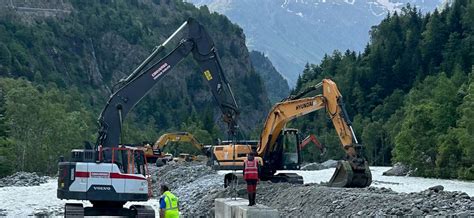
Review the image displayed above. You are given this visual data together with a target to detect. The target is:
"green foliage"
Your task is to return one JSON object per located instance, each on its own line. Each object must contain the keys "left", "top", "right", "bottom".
{"left": 250, "top": 51, "right": 290, "bottom": 103}
{"left": 395, "top": 103, "right": 438, "bottom": 176}
{"left": 0, "top": 0, "right": 270, "bottom": 175}
{"left": 0, "top": 138, "right": 14, "bottom": 177}
{"left": 293, "top": 1, "right": 473, "bottom": 180}
{"left": 449, "top": 71, "right": 474, "bottom": 180}
{"left": 393, "top": 72, "right": 466, "bottom": 177}
{"left": 122, "top": 116, "right": 160, "bottom": 145}
{"left": 0, "top": 88, "right": 7, "bottom": 138}
{"left": 0, "top": 88, "right": 14, "bottom": 177}
{"left": 0, "top": 43, "right": 12, "bottom": 71}
{"left": 0, "top": 78, "right": 96, "bottom": 175}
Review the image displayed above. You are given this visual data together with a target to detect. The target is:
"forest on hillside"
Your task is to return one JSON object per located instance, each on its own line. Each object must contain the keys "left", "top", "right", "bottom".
{"left": 0, "top": 0, "right": 271, "bottom": 177}
{"left": 250, "top": 50, "right": 290, "bottom": 103}
{"left": 293, "top": 1, "right": 473, "bottom": 180}
{"left": 0, "top": 0, "right": 472, "bottom": 181}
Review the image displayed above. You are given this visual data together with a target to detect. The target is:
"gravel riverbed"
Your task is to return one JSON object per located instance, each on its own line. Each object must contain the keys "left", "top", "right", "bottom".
{"left": 0, "top": 162, "right": 472, "bottom": 217}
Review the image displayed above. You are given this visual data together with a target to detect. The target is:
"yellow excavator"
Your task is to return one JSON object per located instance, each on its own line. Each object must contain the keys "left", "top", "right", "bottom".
{"left": 154, "top": 132, "right": 204, "bottom": 151}
{"left": 144, "top": 132, "right": 206, "bottom": 165}
{"left": 216, "top": 79, "right": 372, "bottom": 188}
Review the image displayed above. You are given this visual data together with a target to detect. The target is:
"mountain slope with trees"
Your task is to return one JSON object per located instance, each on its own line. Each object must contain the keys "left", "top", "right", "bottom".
{"left": 250, "top": 51, "right": 290, "bottom": 103}
{"left": 0, "top": 0, "right": 271, "bottom": 176}
{"left": 188, "top": 0, "right": 444, "bottom": 85}
{"left": 292, "top": 0, "right": 473, "bottom": 180}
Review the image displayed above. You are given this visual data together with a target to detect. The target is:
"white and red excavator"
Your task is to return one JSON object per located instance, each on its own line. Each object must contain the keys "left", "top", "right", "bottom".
{"left": 57, "top": 18, "right": 239, "bottom": 217}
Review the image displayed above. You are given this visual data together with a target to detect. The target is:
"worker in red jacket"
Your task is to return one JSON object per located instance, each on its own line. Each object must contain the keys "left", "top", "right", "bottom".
{"left": 243, "top": 152, "right": 260, "bottom": 206}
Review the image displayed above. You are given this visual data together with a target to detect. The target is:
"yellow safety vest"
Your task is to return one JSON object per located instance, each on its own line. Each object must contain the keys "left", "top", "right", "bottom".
{"left": 163, "top": 191, "right": 179, "bottom": 218}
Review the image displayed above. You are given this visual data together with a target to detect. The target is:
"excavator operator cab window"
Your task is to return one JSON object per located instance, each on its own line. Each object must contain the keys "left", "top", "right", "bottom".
{"left": 111, "top": 148, "right": 148, "bottom": 176}
{"left": 281, "top": 130, "right": 300, "bottom": 169}
{"left": 133, "top": 150, "right": 147, "bottom": 176}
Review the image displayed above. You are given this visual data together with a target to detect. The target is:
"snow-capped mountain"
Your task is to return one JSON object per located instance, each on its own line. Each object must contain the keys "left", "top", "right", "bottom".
{"left": 186, "top": 0, "right": 445, "bottom": 86}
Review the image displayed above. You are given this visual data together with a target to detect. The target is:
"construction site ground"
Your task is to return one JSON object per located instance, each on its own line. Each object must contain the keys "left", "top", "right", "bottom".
{"left": 0, "top": 160, "right": 473, "bottom": 216}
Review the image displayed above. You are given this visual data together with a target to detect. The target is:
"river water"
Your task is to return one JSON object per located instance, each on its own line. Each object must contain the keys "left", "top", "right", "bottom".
{"left": 278, "top": 166, "right": 474, "bottom": 196}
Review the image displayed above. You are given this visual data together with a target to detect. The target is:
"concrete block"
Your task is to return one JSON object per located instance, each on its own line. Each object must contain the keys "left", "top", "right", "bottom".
{"left": 215, "top": 198, "right": 279, "bottom": 218}
{"left": 236, "top": 204, "right": 279, "bottom": 218}
{"left": 215, "top": 198, "right": 248, "bottom": 218}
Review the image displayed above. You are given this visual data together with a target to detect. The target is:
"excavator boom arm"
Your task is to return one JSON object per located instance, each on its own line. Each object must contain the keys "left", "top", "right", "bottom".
{"left": 96, "top": 18, "right": 239, "bottom": 148}
{"left": 321, "top": 79, "right": 358, "bottom": 157}
{"left": 282, "top": 79, "right": 358, "bottom": 156}
{"left": 257, "top": 95, "right": 326, "bottom": 156}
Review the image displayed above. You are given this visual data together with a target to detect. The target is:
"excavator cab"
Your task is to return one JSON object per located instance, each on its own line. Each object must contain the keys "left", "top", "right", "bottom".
{"left": 279, "top": 128, "right": 301, "bottom": 170}
{"left": 106, "top": 146, "right": 149, "bottom": 176}
{"left": 258, "top": 128, "right": 304, "bottom": 184}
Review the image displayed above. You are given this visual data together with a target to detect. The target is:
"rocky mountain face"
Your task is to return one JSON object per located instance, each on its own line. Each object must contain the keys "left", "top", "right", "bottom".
{"left": 250, "top": 51, "right": 290, "bottom": 103}
{"left": 0, "top": 0, "right": 271, "bottom": 135}
{"left": 187, "top": 0, "right": 445, "bottom": 86}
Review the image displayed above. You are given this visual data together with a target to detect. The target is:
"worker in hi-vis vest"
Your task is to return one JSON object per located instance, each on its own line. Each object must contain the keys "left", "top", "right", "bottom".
{"left": 159, "top": 184, "right": 179, "bottom": 218}
{"left": 243, "top": 152, "right": 260, "bottom": 206}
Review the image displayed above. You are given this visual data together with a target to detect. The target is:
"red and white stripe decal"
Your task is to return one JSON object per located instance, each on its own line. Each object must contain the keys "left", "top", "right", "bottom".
{"left": 75, "top": 171, "right": 90, "bottom": 178}
{"left": 110, "top": 173, "right": 146, "bottom": 180}
{"left": 75, "top": 171, "right": 146, "bottom": 180}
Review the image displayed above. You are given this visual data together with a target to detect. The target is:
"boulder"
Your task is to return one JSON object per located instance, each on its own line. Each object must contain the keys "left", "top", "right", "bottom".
{"left": 321, "top": 160, "right": 338, "bottom": 168}
{"left": 428, "top": 185, "right": 444, "bottom": 193}
{"left": 301, "top": 160, "right": 338, "bottom": 170}
{"left": 301, "top": 162, "right": 324, "bottom": 170}
{"left": 383, "top": 162, "right": 409, "bottom": 176}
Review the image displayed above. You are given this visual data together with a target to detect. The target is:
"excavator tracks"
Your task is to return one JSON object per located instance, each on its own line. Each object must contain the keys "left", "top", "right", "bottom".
{"left": 64, "top": 203, "right": 154, "bottom": 217}
{"left": 64, "top": 203, "right": 84, "bottom": 218}
{"left": 131, "top": 205, "right": 155, "bottom": 217}
{"left": 270, "top": 173, "right": 304, "bottom": 184}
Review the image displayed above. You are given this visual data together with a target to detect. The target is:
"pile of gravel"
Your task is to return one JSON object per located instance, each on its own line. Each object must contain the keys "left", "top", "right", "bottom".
{"left": 0, "top": 172, "right": 49, "bottom": 187}
{"left": 202, "top": 183, "right": 472, "bottom": 217}
{"left": 148, "top": 162, "right": 473, "bottom": 217}
{"left": 150, "top": 162, "right": 216, "bottom": 192}
{"left": 149, "top": 162, "right": 226, "bottom": 216}
{"left": 255, "top": 183, "right": 473, "bottom": 217}
{"left": 204, "top": 183, "right": 472, "bottom": 217}
{"left": 173, "top": 174, "right": 225, "bottom": 216}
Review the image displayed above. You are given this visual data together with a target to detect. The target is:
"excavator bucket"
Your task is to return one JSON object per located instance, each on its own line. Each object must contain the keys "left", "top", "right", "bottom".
{"left": 327, "top": 160, "right": 372, "bottom": 188}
